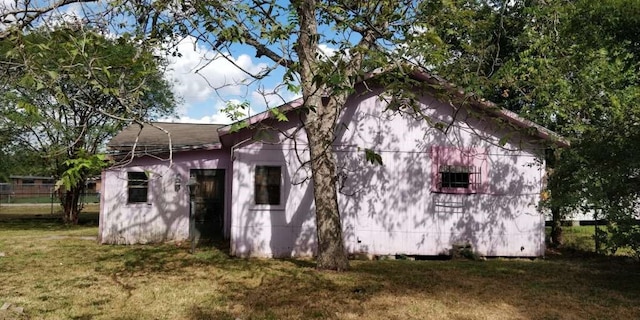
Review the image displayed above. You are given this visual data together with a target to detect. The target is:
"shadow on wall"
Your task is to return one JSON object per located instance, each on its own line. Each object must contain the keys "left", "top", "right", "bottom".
{"left": 232, "top": 120, "right": 318, "bottom": 258}
{"left": 101, "top": 166, "right": 189, "bottom": 244}
{"left": 232, "top": 89, "right": 546, "bottom": 258}
{"left": 334, "top": 90, "right": 545, "bottom": 256}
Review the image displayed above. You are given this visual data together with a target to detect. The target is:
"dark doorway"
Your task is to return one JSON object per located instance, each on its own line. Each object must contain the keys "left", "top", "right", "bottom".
{"left": 190, "top": 169, "right": 225, "bottom": 244}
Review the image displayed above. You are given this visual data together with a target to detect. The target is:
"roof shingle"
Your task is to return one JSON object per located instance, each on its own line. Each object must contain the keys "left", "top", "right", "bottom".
{"left": 107, "top": 122, "right": 223, "bottom": 150}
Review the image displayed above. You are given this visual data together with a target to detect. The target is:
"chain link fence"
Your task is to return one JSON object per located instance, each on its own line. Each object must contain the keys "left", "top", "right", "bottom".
{"left": 0, "top": 183, "right": 99, "bottom": 206}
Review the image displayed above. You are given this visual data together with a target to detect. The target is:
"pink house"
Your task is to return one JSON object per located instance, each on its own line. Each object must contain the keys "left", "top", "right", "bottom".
{"left": 99, "top": 72, "right": 568, "bottom": 258}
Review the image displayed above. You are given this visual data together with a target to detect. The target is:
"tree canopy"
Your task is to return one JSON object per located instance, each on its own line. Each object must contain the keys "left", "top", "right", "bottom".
{"left": 419, "top": 0, "right": 640, "bottom": 253}
{"left": 0, "top": 24, "right": 177, "bottom": 223}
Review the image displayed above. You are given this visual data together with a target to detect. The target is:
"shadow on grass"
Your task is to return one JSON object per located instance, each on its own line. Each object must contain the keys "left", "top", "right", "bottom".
{"left": 80, "top": 234, "right": 640, "bottom": 320}
{"left": 0, "top": 216, "right": 98, "bottom": 231}
{"left": 192, "top": 237, "right": 232, "bottom": 257}
{"left": 0, "top": 212, "right": 99, "bottom": 231}
{"left": 544, "top": 247, "right": 640, "bottom": 295}
{"left": 186, "top": 306, "right": 235, "bottom": 320}
{"left": 6, "top": 216, "right": 639, "bottom": 319}
{"left": 183, "top": 248, "right": 640, "bottom": 319}
{"left": 94, "top": 242, "right": 274, "bottom": 277}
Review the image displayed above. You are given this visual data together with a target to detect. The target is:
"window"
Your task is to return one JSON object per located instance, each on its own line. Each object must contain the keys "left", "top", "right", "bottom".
{"left": 254, "top": 166, "right": 281, "bottom": 205}
{"left": 440, "top": 165, "right": 471, "bottom": 189}
{"left": 127, "top": 172, "right": 148, "bottom": 203}
{"left": 430, "top": 145, "right": 487, "bottom": 194}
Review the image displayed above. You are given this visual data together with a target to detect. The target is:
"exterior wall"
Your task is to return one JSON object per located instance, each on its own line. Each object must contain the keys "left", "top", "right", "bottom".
{"left": 99, "top": 149, "right": 230, "bottom": 244}
{"left": 231, "top": 88, "right": 547, "bottom": 257}
{"left": 229, "top": 120, "right": 316, "bottom": 258}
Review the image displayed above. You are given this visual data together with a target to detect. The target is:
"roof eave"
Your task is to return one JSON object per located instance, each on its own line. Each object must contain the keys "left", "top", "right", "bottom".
{"left": 411, "top": 71, "right": 570, "bottom": 148}
{"left": 217, "top": 98, "right": 305, "bottom": 136}
{"left": 215, "top": 69, "right": 570, "bottom": 148}
{"left": 107, "top": 142, "right": 223, "bottom": 153}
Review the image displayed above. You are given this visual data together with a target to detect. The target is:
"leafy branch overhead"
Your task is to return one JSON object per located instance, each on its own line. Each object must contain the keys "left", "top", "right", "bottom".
{"left": 56, "top": 153, "right": 110, "bottom": 191}
{"left": 126, "top": 0, "right": 438, "bottom": 271}
{"left": 364, "top": 148, "right": 383, "bottom": 166}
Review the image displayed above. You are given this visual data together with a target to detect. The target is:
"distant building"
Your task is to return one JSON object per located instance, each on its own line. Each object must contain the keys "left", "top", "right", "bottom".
{"left": 9, "top": 175, "right": 55, "bottom": 195}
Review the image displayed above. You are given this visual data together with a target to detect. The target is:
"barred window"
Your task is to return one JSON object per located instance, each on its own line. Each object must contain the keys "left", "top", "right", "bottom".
{"left": 430, "top": 145, "right": 487, "bottom": 194}
{"left": 440, "top": 165, "right": 471, "bottom": 189}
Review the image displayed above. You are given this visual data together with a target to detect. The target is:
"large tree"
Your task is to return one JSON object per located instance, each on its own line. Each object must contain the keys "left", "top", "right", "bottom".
{"left": 419, "top": 0, "right": 640, "bottom": 252}
{"left": 0, "top": 0, "right": 449, "bottom": 270}
{"left": 493, "top": 0, "right": 640, "bottom": 252}
{"left": 0, "top": 24, "right": 177, "bottom": 224}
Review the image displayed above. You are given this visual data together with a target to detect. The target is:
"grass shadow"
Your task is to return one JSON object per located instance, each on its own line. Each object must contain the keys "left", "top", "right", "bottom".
{"left": 191, "top": 237, "right": 231, "bottom": 257}
{"left": 94, "top": 242, "right": 276, "bottom": 276}
{"left": 0, "top": 213, "right": 99, "bottom": 231}
{"left": 281, "top": 258, "right": 316, "bottom": 269}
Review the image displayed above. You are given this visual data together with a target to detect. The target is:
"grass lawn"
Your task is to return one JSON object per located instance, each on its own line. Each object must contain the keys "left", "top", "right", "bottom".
{"left": 1, "top": 216, "right": 640, "bottom": 320}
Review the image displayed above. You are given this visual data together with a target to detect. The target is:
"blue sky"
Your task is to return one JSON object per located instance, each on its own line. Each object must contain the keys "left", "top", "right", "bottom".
{"left": 158, "top": 21, "right": 339, "bottom": 124}
{"left": 0, "top": 0, "right": 361, "bottom": 125}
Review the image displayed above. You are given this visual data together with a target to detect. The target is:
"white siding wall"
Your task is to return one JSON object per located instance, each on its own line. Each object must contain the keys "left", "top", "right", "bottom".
{"left": 230, "top": 89, "right": 547, "bottom": 258}
{"left": 99, "top": 149, "right": 229, "bottom": 244}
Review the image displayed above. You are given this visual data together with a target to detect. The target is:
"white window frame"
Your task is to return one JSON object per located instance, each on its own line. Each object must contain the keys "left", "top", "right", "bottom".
{"left": 127, "top": 171, "right": 149, "bottom": 204}
{"left": 250, "top": 163, "right": 285, "bottom": 211}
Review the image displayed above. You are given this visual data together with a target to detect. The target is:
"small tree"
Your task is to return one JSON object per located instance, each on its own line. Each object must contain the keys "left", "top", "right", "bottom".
{"left": 0, "top": 25, "right": 177, "bottom": 224}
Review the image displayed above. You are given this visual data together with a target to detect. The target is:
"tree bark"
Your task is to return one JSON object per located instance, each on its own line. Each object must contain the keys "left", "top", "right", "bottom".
{"left": 60, "top": 184, "right": 84, "bottom": 224}
{"left": 295, "top": 0, "right": 349, "bottom": 270}
{"left": 304, "top": 97, "right": 350, "bottom": 271}
{"left": 550, "top": 206, "right": 563, "bottom": 247}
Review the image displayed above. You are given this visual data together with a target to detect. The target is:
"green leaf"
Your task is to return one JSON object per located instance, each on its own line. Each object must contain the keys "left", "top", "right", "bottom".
{"left": 270, "top": 108, "right": 288, "bottom": 122}
{"left": 498, "top": 134, "right": 511, "bottom": 147}
{"left": 229, "top": 120, "right": 249, "bottom": 132}
{"left": 47, "top": 70, "right": 59, "bottom": 81}
{"left": 364, "top": 148, "right": 383, "bottom": 166}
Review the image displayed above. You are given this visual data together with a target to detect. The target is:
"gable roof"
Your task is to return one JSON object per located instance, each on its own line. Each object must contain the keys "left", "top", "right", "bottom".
{"left": 108, "top": 122, "right": 224, "bottom": 151}
{"left": 218, "top": 70, "right": 570, "bottom": 148}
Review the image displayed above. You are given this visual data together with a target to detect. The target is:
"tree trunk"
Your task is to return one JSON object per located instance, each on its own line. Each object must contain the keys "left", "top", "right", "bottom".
{"left": 294, "top": 0, "right": 349, "bottom": 270}
{"left": 550, "top": 206, "right": 563, "bottom": 247}
{"left": 60, "top": 185, "right": 83, "bottom": 224}
{"left": 305, "top": 100, "right": 350, "bottom": 271}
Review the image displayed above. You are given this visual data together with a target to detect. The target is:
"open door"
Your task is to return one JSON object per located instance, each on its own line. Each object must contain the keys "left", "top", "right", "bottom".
{"left": 189, "top": 169, "right": 225, "bottom": 246}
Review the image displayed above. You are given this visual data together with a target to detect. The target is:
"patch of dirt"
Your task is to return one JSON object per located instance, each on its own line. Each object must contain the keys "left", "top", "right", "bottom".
{"left": 0, "top": 303, "right": 27, "bottom": 320}
{"left": 43, "top": 235, "right": 97, "bottom": 241}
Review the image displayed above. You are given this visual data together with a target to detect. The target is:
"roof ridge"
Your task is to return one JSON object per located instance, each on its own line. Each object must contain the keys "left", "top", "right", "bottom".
{"left": 217, "top": 68, "right": 569, "bottom": 148}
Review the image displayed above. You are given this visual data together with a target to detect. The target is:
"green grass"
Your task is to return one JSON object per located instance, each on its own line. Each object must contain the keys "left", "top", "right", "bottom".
{"left": 563, "top": 225, "right": 598, "bottom": 250}
{"left": 549, "top": 225, "right": 598, "bottom": 252}
{"left": 547, "top": 225, "right": 637, "bottom": 256}
{"left": 0, "top": 193, "right": 99, "bottom": 204}
{"left": 1, "top": 216, "right": 640, "bottom": 319}
{"left": 1, "top": 195, "right": 54, "bottom": 204}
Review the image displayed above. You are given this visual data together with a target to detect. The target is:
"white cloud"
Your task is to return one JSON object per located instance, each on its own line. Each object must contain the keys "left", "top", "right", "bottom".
{"left": 318, "top": 44, "right": 337, "bottom": 59}
{"left": 160, "top": 100, "right": 261, "bottom": 125}
{"left": 250, "top": 84, "right": 297, "bottom": 107}
{"left": 0, "top": 0, "right": 108, "bottom": 33}
{"left": 164, "top": 36, "right": 268, "bottom": 110}
{"left": 161, "top": 36, "right": 310, "bottom": 125}
{"left": 166, "top": 113, "right": 235, "bottom": 125}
